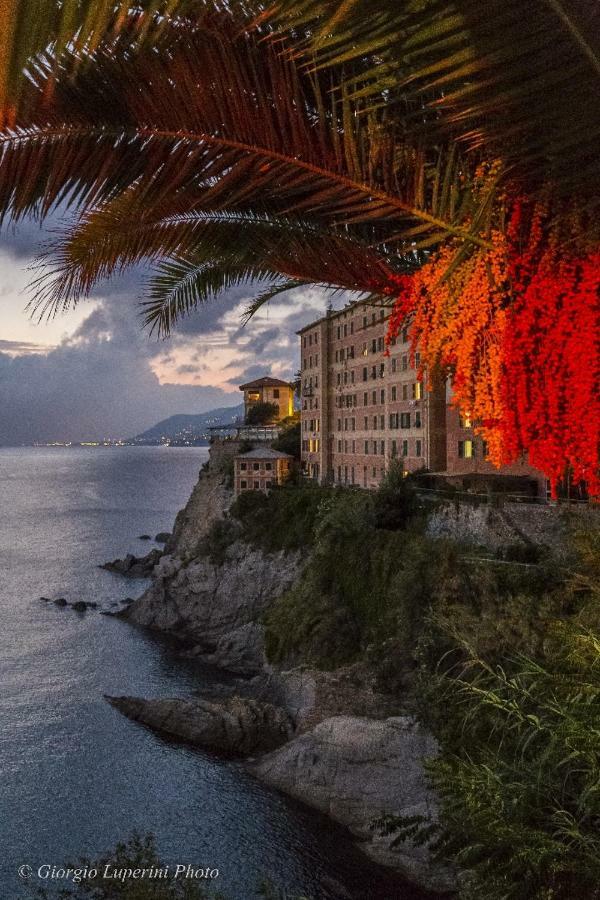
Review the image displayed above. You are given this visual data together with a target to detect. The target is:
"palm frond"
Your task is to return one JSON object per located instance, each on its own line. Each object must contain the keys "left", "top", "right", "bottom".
{"left": 0, "top": 13, "right": 490, "bottom": 247}
{"left": 271, "top": 0, "right": 600, "bottom": 192}
{"left": 30, "top": 206, "right": 392, "bottom": 323}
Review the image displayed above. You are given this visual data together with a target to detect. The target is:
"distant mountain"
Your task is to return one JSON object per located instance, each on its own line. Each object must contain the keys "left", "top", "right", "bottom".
{"left": 131, "top": 403, "right": 244, "bottom": 445}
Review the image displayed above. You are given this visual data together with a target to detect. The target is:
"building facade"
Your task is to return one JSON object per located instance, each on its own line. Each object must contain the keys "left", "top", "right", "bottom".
{"left": 239, "top": 377, "right": 294, "bottom": 423}
{"left": 299, "top": 300, "right": 546, "bottom": 495}
{"left": 234, "top": 448, "right": 293, "bottom": 496}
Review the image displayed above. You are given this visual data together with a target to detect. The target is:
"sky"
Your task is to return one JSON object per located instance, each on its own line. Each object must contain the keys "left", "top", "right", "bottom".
{"left": 0, "top": 216, "right": 337, "bottom": 444}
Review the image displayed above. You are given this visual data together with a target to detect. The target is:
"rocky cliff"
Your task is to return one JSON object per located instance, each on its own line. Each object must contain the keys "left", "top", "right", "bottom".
{"left": 125, "top": 540, "right": 301, "bottom": 675}
{"left": 116, "top": 466, "right": 454, "bottom": 893}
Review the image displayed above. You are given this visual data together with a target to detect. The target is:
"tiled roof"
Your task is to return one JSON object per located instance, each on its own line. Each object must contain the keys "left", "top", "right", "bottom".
{"left": 239, "top": 377, "right": 293, "bottom": 390}
{"left": 236, "top": 448, "right": 293, "bottom": 459}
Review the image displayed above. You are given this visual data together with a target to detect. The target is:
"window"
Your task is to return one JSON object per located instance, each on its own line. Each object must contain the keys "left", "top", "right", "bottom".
{"left": 240, "top": 462, "right": 247, "bottom": 471}
{"left": 458, "top": 440, "right": 474, "bottom": 459}
{"left": 459, "top": 413, "right": 472, "bottom": 429}
{"left": 372, "top": 390, "right": 377, "bottom": 404}
{"left": 391, "top": 440, "right": 397, "bottom": 458}
{"left": 265, "top": 480, "right": 272, "bottom": 489}
{"left": 402, "top": 354, "right": 408, "bottom": 371}
{"left": 377, "top": 337, "right": 384, "bottom": 352}
{"left": 337, "top": 326, "right": 341, "bottom": 339}
{"left": 379, "top": 363, "right": 385, "bottom": 379}
{"left": 364, "top": 416, "right": 368, "bottom": 429}
{"left": 400, "top": 413, "right": 411, "bottom": 428}
{"left": 413, "top": 382, "right": 422, "bottom": 400}
{"left": 402, "top": 326, "right": 409, "bottom": 343}
{"left": 380, "top": 415, "right": 385, "bottom": 429}
{"left": 338, "top": 440, "right": 342, "bottom": 452}
{"left": 363, "top": 367, "right": 368, "bottom": 382}
{"left": 337, "top": 419, "right": 342, "bottom": 431}
{"left": 363, "top": 392, "right": 368, "bottom": 405}
{"left": 416, "top": 440, "right": 422, "bottom": 457}
{"left": 402, "top": 384, "right": 409, "bottom": 400}
{"left": 391, "top": 358, "right": 397, "bottom": 373}
{"left": 364, "top": 441, "right": 369, "bottom": 454}
{"left": 380, "top": 389, "right": 385, "bottom": 404}
{"left": 389, "top": 412, "right": 399, "bottom": 429}
{"left": 380, "top": 441, "right": 385, "bottom": 455}
{"left": 371, "top": 366, "right": 377, "bottom": 379}
{"left": 240, "top": 480, "right": 247, "bottom": 489}
{"left": 253, "top": 462, "right": 260, "bottom": 471}
{"left": 391, "top": 386, "right": 397, "bottom": 401}
{"left": 372, "top": 416, "right": 378, "bottom": 429}
{"left": 363, "top": 316, "right": 367, "bottom": 328}
{"left": 402, "top": 440, "right": 409, "bottom": 457}
{"left": 253, "top": 480, "right": 260, "bottom": 489}
{"left": 265, "top": 462, "right": 272, "bottom": 471}
{"left": 351, "top": 418, "right": 356, "bottom": 431}
{"left": 371, "top": 339, "right": 377, "bottom": 354}
{"left": 415, "top": 411, "right": 422, "bottom": 428}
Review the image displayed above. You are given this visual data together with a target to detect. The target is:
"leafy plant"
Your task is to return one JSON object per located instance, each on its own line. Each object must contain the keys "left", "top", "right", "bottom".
{"left": 245, "top": 402, "right": 279, "bottom": 426}
{"left": 380, "top": 626, "right": 600, "bottom": 900}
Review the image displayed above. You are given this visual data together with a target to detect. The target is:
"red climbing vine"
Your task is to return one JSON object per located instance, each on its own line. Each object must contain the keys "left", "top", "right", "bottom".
{"left": 385, "top": 193, "right": 600, "bottom": 498}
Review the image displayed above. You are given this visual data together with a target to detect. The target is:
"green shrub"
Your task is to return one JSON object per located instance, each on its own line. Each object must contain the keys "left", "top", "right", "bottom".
{"left": 199, "top": 517, "right": 241, "bottom": 566}
{"left": 32, "top": 832, "right": 220, "bottom": 899}
{"left": 229, "top": 483, "right": 337, "bottom": 553}
{"left": 271, "top": 421, "right": 301, "bottom": 459}
{"left": 380, "top": 625, "right": 600, "bottom": 900}
{"left": 245, "top": 401, "right": 279, "bottom": 425}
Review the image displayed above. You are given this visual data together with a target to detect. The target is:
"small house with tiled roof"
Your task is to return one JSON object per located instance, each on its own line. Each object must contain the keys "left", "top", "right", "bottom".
{"left": 234, "top": 447, "right": 293, "bottom": 497}
{"left": 239, "top": 376, "right": 294, "bottom": 423}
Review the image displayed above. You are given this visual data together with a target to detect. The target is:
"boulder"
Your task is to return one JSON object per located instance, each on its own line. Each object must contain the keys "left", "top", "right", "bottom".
{"left": 250, "top": 715, "right": 455, "bottom": 893}
{"left": 138, "top": 534, "right": 152, "bottom": 541}
{"left": 154, "top": 532, "right": 171, "bottom": 544}
{"left": 100, "top": 548, "right": 162, "bottom": 578}
{"left": 107, "top": 695, "right": 292, "bottom": 756}
{"left": 53, "top": 598, "right": 68, "bottom": 607}
{"left": 71, "top": 600, "right": 88, "bottom": 612}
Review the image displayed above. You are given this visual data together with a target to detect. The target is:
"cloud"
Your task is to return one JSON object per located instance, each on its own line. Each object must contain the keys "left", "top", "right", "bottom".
{"left": 0, "top": 216, "right": 352, "bottom": 444}
{"left": 0, "top": 338, "right": 57, "bottom": 355}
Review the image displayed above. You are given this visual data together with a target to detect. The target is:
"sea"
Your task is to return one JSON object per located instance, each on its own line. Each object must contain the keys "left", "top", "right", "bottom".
{"left": 0, "top": 446, "right": 433, "bottom": 900}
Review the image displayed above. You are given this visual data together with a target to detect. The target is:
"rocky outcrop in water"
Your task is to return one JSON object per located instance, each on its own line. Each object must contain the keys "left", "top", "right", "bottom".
{"left": 107, "top": 694, "right": 292, "bottom": 756}
{"left": 124, "top": 541, "right": 301, "bottom": 675}
{"left": 101, "top": 548, "right": 163, "bottom": 578}
{"left": 250, "top": 715, "right": 454, "bottom": 893}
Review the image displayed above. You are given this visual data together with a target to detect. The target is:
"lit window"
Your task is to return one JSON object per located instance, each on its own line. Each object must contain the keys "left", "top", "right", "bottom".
{"left": 458, "top": 440, "right": 474, "bottom": 459}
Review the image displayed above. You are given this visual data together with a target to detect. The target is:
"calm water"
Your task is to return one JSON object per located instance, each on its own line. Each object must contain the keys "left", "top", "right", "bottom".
{"left": 0, "top": 447, "right": 431, "bottom": 900}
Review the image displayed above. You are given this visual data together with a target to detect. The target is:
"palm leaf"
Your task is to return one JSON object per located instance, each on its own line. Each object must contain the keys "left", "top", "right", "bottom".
{"left": 0, "top": 10, "right": 498, "bottom": 331}
{"left": 270, "top": 0, "right": 600, "bottom": 193}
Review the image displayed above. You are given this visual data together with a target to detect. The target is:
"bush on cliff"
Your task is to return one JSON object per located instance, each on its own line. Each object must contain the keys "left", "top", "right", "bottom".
{"left": 380, "top": 623, "right": 600, "bottom": 900}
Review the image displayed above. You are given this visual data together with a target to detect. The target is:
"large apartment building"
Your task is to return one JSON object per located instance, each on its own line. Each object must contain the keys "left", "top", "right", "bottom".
{"left": 299, "top": 299, "right": 547, "bottom": 495}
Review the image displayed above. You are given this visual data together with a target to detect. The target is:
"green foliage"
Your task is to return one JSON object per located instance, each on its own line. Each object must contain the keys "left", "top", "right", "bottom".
{"left": 373, "top": 462, "right": 421, "bottom": 530}
{"left": 230, "top": 483, "right": 335, "bottom": 553}
{"left": 271, "top": 422, "right": 301, "bottom": 459}
{"left": 382, "top": 626, "right": 600, "bottom": 900}
{"left": 245, "top": 402, "right": 279, "bottom": 426}
{"left": 32, "top": 832, "right": 220, "bottom": 899}
{"left": 199, "top": 517, "right": 241, "bottom": 566}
